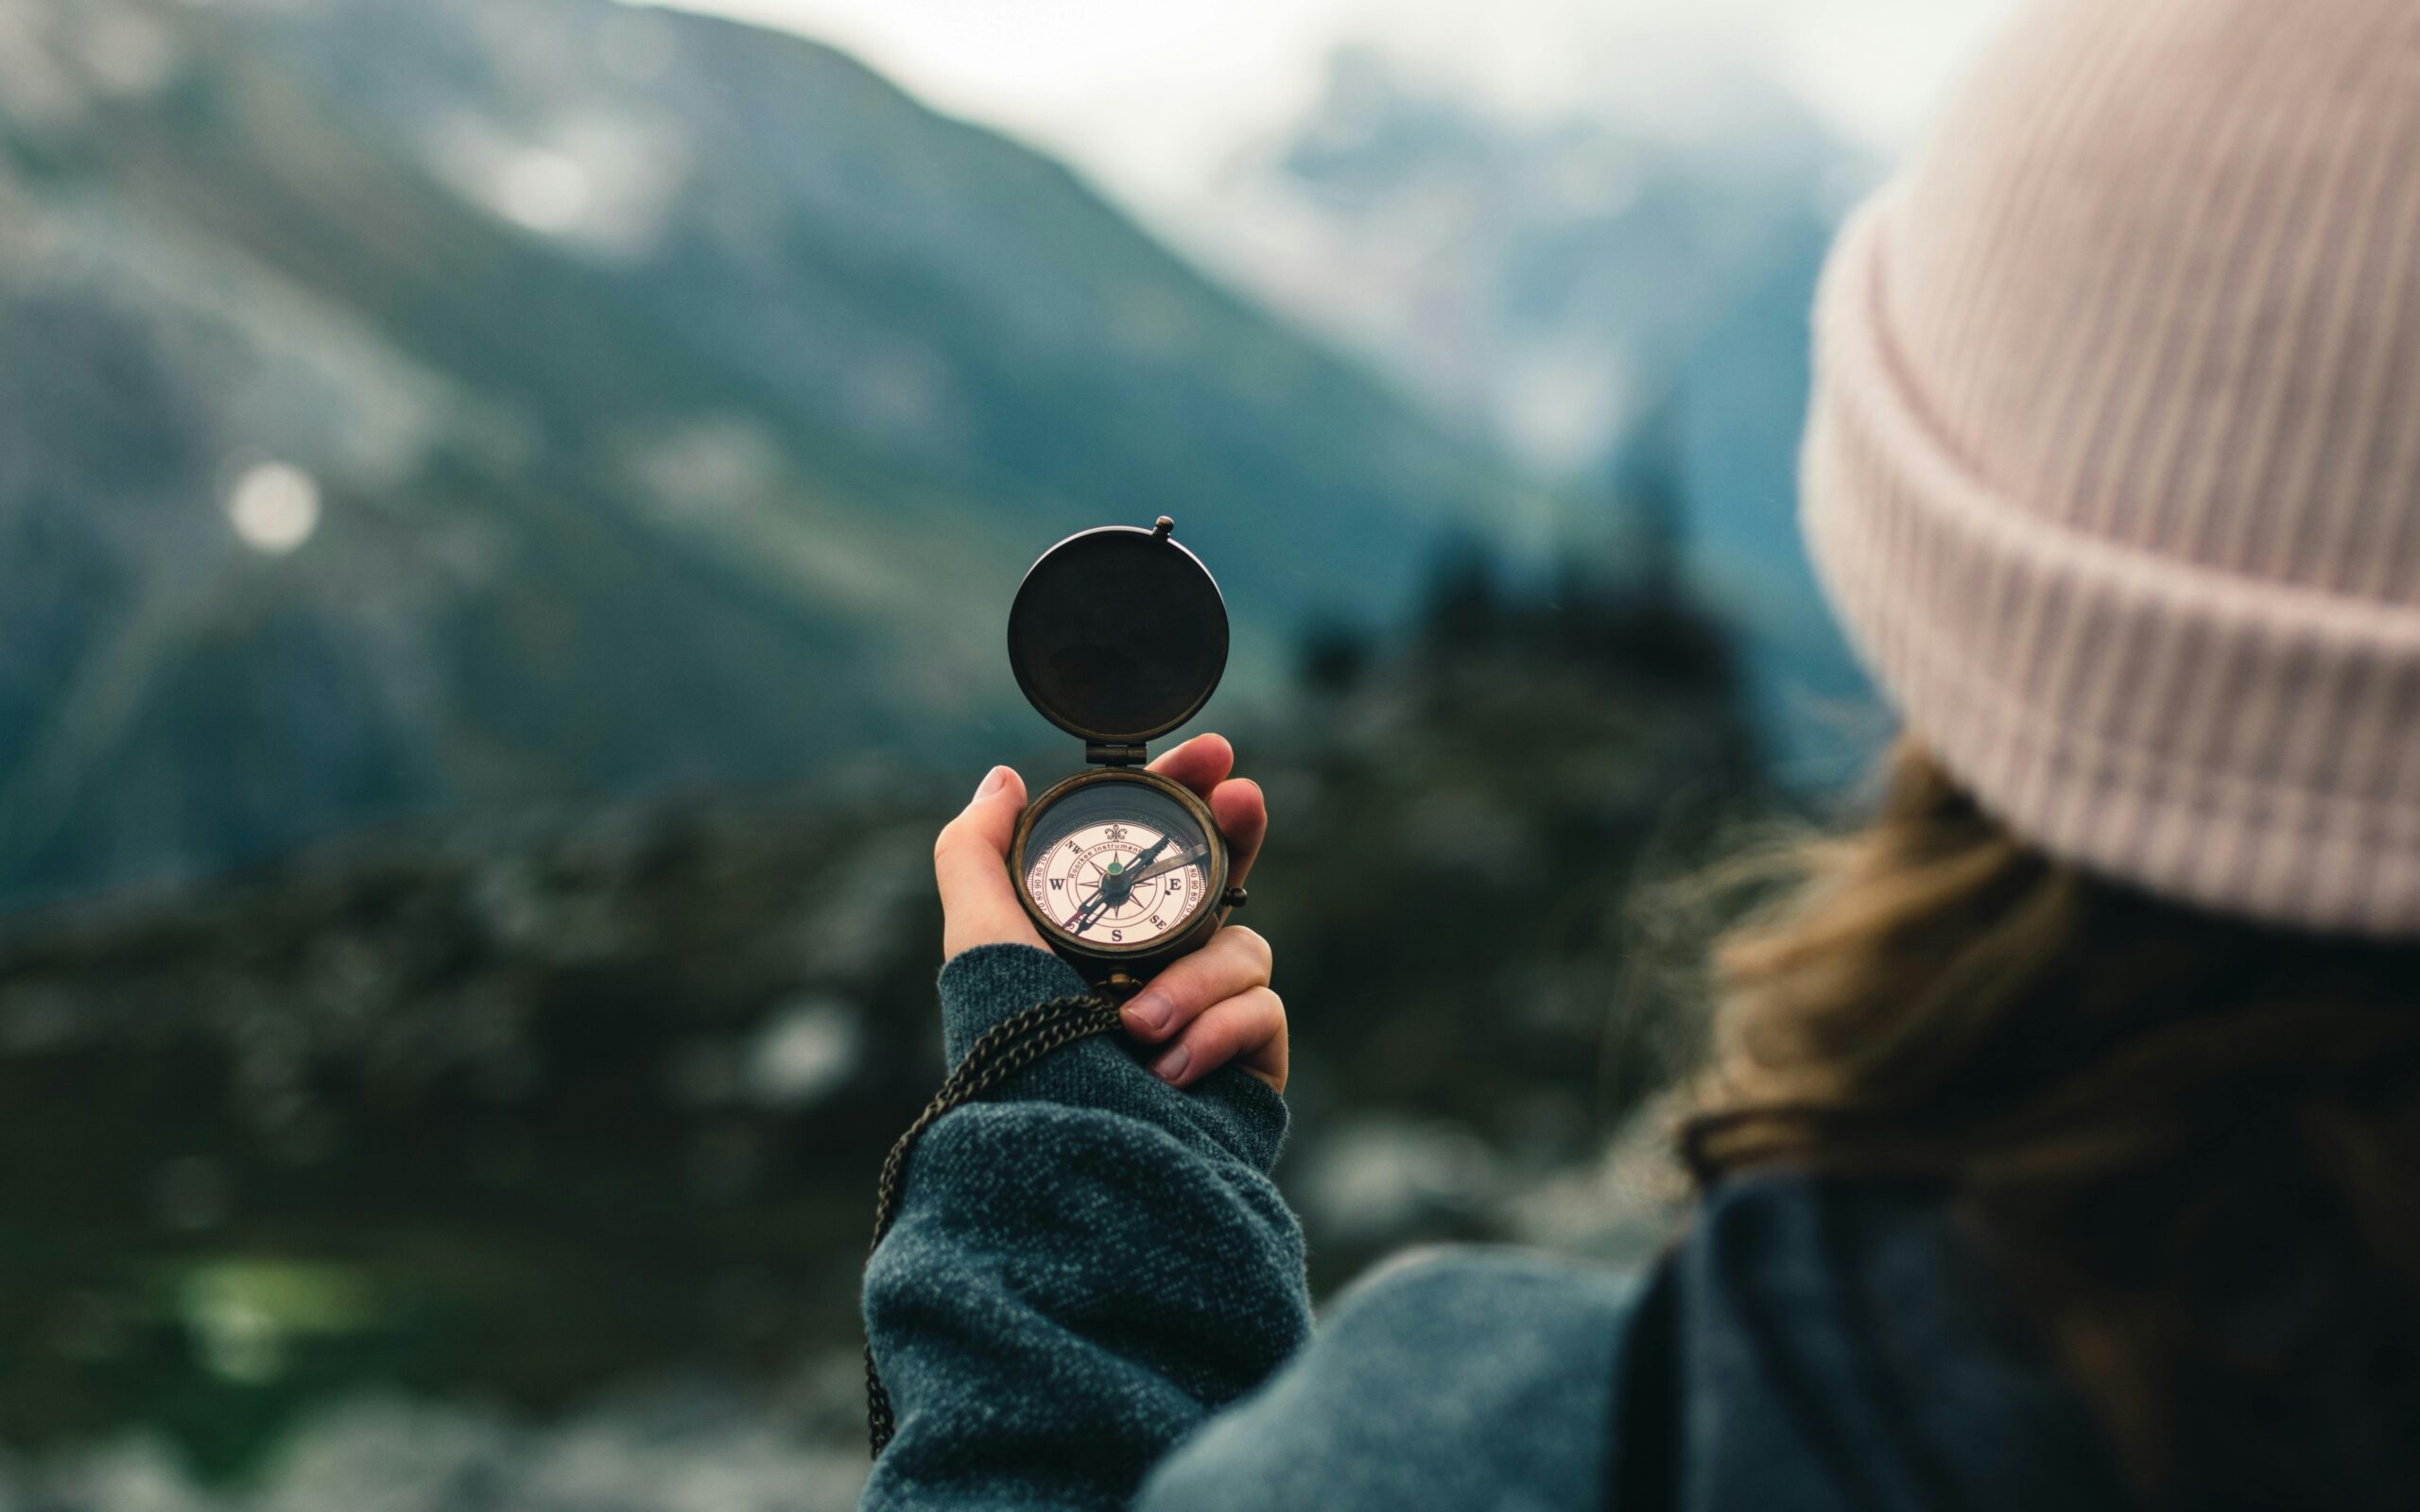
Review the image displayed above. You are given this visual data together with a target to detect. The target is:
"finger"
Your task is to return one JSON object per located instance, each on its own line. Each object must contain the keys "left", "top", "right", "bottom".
{"left": 1147, "top": 732, "right": 1234, "bottom": 799}
{"left": 1150, "top": 987, "right": 1288, "bottom": 1093}
{"left": 1119, "top": 925, "right": 1272, "bottom": 1044}
{"left": 1149, "top": 734, "right": 1264, "bottom": 886}
{"left": 1209, "top": 779, "right": 1266, "bottom": 887}
{"left": 935, "top": 766, "right": 1045, "bottom": 958}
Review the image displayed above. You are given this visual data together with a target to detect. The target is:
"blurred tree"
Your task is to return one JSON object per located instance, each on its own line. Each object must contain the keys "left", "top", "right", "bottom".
{"left": 1296, "top": 616, "right": 1374, "bottom": 696}
{"left": 1417, "top": 532, "right": 1507, "bottom": 648}
{"left": 1256, "top": 527, "right": 1762, "bottom": 1280}
{"left": 1607, "top": 394, "right": 1692, "bottom": 601}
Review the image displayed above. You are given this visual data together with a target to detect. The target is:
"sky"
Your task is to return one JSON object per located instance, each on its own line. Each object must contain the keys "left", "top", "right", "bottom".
{"left": 631, "top": 0, "right": 2022, "bottom": 223}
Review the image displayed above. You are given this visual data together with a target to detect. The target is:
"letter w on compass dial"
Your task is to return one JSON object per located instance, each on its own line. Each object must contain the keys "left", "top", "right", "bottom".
{"left": 1019, "top": 784, "right": 1215, "bottom": 949}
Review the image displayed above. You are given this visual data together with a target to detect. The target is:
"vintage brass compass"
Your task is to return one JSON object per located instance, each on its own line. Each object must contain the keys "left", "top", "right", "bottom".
{"left": 1006, "top": 516, "right": 1245, "bottom": 994}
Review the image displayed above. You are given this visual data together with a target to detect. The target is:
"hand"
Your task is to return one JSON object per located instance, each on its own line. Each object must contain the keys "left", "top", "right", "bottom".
{"left": 931, "top": 732, "right": 1283, "bottom": 1091}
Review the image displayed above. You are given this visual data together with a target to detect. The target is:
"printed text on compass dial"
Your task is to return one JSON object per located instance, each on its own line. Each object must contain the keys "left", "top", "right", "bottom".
{"left": 1024, "top": 820, "right": 1209, "bottom": 946}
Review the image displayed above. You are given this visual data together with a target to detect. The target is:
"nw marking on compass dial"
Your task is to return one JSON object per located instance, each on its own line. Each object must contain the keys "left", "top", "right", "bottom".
{"left": 1024, "top": 816, "right": 1210, "bottom": 948}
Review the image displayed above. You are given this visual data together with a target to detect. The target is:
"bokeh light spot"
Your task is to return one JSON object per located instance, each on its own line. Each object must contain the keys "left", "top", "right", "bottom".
{"left": 226, "top": 462, "right": 322, "bottom": 555}
{"left": 497, "top": 149, "right": 593, "bottom": 234}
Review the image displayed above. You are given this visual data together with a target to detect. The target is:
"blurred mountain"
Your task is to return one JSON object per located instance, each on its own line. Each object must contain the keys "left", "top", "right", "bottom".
{"left": 1198, "top": 46, "right": 1885, "bottom": 774}
{"left": 0, "top": 0, "right": 1537, "bottom": 907}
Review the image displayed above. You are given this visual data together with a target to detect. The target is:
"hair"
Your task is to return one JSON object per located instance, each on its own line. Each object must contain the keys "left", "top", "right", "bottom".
{"left": 1680, "top": 743, "right": 2420, "bottom": 1510}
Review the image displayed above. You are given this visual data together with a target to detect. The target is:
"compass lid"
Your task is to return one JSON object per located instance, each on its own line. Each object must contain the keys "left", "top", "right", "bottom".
{"left": 1008, "top": 517, "right": 1229, "bottom": 750}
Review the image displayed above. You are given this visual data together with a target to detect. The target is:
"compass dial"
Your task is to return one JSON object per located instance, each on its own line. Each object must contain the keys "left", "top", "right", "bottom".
{"left": 1018, "top": 781, "right": 1217, "bottom": 951}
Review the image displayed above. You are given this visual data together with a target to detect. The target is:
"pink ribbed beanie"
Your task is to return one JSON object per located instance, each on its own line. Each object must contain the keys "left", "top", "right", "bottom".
{"left": 1803, "top": 0, "right": 2420, "bottom": 936}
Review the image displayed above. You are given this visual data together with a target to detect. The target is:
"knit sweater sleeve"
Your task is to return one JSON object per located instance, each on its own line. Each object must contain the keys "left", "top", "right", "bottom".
{"left": 858, "top": 944, "right": 1313, "bottom": 1512}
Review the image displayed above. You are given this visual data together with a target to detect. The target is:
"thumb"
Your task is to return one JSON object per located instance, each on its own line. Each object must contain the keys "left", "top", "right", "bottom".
{"left": 935, "top": 765, "right": 1046, "bottom": 959}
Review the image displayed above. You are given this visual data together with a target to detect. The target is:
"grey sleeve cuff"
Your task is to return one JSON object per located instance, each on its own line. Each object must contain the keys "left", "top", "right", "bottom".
{"left": 937, "top": 942, "right": 1098, "bottom": 1066}
{"left": 929, "top": 942, "right": 1290, "bottom": 1173}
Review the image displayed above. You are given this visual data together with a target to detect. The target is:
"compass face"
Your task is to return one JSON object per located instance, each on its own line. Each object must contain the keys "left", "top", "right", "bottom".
{"left": 1019, "top": 779, "right": 1217, "bottom": 951}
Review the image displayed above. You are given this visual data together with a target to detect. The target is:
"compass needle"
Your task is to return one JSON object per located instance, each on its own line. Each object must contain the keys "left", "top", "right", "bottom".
{"left": 1123, "top": 845, "right": 1208, "bottom": 888}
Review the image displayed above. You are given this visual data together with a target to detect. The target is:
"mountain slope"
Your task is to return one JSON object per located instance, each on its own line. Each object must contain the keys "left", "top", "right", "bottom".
{"left": 0, "top": 0, "right": 1533, "bottom": 905}
{"left": 1193, "top": 47, "right": 1884, "bottom": 770}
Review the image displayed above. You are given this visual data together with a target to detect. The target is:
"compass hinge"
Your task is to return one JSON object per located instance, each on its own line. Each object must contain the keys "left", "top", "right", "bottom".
{"left": 1084, "top": 741, "right": 1148, "bottom": 766}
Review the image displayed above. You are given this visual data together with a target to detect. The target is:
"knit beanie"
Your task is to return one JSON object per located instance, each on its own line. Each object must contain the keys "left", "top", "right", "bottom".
{"left": 1802, "top": 0, "right": 2420, "bottom": 936}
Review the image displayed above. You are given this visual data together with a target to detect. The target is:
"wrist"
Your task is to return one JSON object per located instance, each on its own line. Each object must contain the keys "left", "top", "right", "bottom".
{"left": 936, "top": 944, "right": 1095, "bottom": 1065}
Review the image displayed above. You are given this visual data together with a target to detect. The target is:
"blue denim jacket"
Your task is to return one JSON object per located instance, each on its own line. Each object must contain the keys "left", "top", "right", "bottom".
{"left": 861, "top": 945, "right": 2131, "bottom": 1511}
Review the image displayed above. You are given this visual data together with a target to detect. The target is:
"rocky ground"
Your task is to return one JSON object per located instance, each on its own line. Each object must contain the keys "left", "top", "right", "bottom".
{"left": 0, "top": 567, "right": 1762, "bottom": 1502}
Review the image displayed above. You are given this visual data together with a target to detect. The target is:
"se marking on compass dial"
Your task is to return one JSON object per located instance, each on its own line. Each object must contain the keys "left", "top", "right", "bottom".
{"left": 1024, "top": 818, "right": 1210, "bottom": 947}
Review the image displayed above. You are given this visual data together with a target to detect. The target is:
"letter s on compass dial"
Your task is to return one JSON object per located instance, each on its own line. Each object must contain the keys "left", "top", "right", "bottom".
{"left": 1018, "top": 779, "right": 1218, "bottom": 952}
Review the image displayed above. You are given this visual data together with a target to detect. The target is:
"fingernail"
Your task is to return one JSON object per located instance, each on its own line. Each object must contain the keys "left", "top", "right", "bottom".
{"left": 1125, "top": 992, "right": 1173, "bottom": 1035}
{"left": 974, "top": 765, "right": 1010, "bottom": 800}
{"left": 1153, "top": 1045, "right": 1190, "bottom": 1084}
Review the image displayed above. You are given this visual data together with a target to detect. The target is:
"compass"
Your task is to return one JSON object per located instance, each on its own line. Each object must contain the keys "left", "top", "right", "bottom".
{"left": 1006, "top": 516, "right": 1244, "bottom": 993}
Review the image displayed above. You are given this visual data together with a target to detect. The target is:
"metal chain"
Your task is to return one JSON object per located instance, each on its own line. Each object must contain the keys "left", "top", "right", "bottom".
{"left": 864, "top": 992, "right": 1125, "bottom": 1457}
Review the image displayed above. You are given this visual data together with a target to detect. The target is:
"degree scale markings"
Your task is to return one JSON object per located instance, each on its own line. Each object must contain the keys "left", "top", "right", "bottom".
{"left": 1024, "top": 816, "right": 1211, "bottom": 947}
